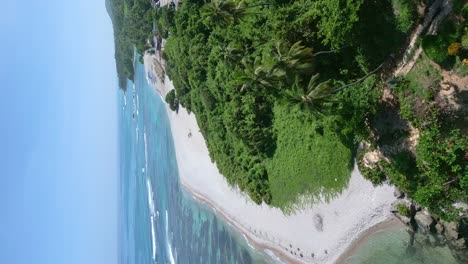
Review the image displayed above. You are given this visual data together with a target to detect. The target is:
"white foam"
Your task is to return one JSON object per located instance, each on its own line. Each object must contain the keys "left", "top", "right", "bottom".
{"left": 166, "top": 210, "right": 175, "bottom": 264}
{"left": 264, "top": 249, "right": 287, "bottom": 264}
{"left": 143, "top": 128, "right": 148, "bottom": 174}
{"left": 136, "top": 126, "right": 139, "bottom": 144}
{"left": 146, "top": 179, "right": 156, "bottom": 216}
{"left": 242, "top": 234, "right": 255, "bottom": 250}
{"left": 146, "top": 179, "right": 157, "bottom": 261}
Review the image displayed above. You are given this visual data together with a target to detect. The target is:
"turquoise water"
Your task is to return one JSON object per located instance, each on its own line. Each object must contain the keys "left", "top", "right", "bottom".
{"left": 346, "top": 227, "right": 460, "bottom": 264}
{"left": 118, "top": 60, "right": 272, "bottom": 264}
{"left": 118, "top": 58, "right": 462, "bottom": 264}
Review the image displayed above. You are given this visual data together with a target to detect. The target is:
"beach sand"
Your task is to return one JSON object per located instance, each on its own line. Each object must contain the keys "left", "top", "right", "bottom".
{"left": 144, "top": 54, "right": 398, "bottom": 263}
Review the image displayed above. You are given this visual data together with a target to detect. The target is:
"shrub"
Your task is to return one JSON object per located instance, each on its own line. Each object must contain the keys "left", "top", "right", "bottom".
{"left": 422, "top": 35, "right": 448, "bottom": 63}
{"left": 448, "top": 42, "right": 462, "bottom": 55}
{"left": 397, "top": 203, "right": 410, "bottom": 217}
{"left": 392, "top": 0, "right": 417, "bottom": 33}
{"left": 462, "top": 35, "right": 468, "bottom": 49}
{"left": 361, "top": 165, "right": 387, "bottom": 185}
{"left": 165, "top": 89, "right": 179, "bottom": 112}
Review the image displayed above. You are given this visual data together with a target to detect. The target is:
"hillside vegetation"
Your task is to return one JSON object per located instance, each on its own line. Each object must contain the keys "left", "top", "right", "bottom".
{"left": 107, "top": 0, "right": 467, "bottom": 218}
{"left": 162, "top": 0, "right": 404, "bottom": 209}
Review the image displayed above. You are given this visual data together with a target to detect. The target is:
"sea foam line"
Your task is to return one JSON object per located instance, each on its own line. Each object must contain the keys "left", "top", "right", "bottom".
{"left": 144, "top": 128, "right": 148, "bottom": 173}
{"left": 146, "top": 179, "right": 157, "bottom": 261}
{"left": 166, "top": 210, "right": 175, "bottom": 264}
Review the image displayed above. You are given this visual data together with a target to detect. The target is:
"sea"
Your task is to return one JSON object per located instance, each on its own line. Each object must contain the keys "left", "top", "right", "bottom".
{"left": 118, "top": 59, "right": 461, "bottom": 264}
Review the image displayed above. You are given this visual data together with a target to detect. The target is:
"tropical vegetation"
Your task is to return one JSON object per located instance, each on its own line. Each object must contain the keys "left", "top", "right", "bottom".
{"left": 106, "top": 0, "right": 468, "bottom": 219}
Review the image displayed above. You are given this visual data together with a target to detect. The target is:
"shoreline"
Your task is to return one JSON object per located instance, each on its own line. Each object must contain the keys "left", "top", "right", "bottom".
{"left": 144, "top": 53, "right": 399, "bottom": 263}
{"left": 335, "top": 217, "right": 404, "bottom": 263}
{"left": 180, "top": 179, "right": 303, "bottom": 264}
{"left": 181, "top": 178, "right": 404, "bottom": 264}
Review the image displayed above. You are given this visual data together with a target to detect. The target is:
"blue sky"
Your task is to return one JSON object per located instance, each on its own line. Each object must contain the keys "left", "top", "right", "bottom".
{"left": 1, "top": 1, "right": 118, "bottom": 263}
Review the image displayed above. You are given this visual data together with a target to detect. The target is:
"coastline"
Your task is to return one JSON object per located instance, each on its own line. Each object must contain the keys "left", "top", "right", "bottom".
{"left": 144, "top": 53, "right": 398, "bottom": 263}
{"left": 334, "top": 217, "right": 404, "bottom": 264}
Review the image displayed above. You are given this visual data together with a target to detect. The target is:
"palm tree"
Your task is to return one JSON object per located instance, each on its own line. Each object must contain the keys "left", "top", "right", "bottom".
{"left": 237, "top": 57, "right": 279, "bottom": 92}
{"left": 273, "top": 40, "right": 315, "bottom": 75}
{"left": 201, "top": 0, "right": 237, "bottom": 26}
{"left": 219, "top": 44, "right": 244, "bottom": 64}
{"left": 283, "top": 74, "right": 334, "bottom": 114}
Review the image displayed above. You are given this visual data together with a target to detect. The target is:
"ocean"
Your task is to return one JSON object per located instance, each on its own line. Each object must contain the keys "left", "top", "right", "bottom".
{"left": 118, "top": 59, "right": 461, "bottom": 264}
{"left": 118, "top": 60, "right": 272, "bottom": 264}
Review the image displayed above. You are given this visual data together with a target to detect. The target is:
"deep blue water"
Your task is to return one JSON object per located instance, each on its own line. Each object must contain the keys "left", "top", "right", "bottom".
{"left": 118, "top": 61, "right": 272, "bottom": 264}
{"left": 118, "top": 59, "right": 461, "bottom": 264}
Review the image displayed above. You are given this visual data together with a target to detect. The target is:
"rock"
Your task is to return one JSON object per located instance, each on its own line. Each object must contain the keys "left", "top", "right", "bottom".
{"left": 411, "top": 202, "right": 422, "bottom": 212}
{"left": 444, "top": 221, "right": 460, "bottom": 240}
{"left": 449, "top": 238, "right": 466, "bottom": 250}
{"left": 395, "top": 213, "right": 412, "bottom": 225}
{"left": 394, "top": 189, "right": 405, "bottom": 199}
{"left": 435, "top": 222, "right": 445, "bottom": 234}
{"left": 414, "top": 211, "right": 435, "bottom": 233}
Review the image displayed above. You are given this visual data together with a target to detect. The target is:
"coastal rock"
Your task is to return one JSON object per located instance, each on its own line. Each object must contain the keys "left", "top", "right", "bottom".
{"left": 444, "top": 221, "right": 460, "bottom": 240}
{"left": 414, "top": 211, "right": 435, "bottom": 233}
{"left": 435, "top": 222, "right": 445, "bottom": 234}
{"left": 393, "top": 189, "right": 404, "bottom": 199}
{"left": 395, "top": 213, "right": 412, "bottom": 225}
{"left": 449, "top": 238, "right": 466, "bottom": 250}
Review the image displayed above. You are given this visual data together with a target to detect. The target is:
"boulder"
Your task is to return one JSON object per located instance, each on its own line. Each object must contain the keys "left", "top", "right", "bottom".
{"left": 435, "top": 222, "right": 445, "bottom": 234}
{"left": 395, "top": 213, "right": 412, "bottom": 225}
{"left": 444, "top": 221, "right": 461, "bottom": 241}
{"left": 414, "top": 211, "right": 435, "bottom": 233}
{"left": 394, "top": 189, "right": 404, "bottom": 199}
{"left": 449, "top": 238, "right": 466, "bottom": 250}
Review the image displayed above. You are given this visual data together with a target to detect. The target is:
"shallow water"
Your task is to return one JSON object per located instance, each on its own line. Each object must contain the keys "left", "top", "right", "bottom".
{"left": 118, "top": 60, "right": 272, "bottom": 264}
{"left": 346, "top": 227, "right": 460, "bottom": 264}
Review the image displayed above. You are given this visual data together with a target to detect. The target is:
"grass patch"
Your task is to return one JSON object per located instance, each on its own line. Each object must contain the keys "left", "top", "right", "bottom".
{"left": 405, "top": 54, "right": 441, "bottom": 100}
{"left": 266, "top": 104, "right": 353, "bottom": 211}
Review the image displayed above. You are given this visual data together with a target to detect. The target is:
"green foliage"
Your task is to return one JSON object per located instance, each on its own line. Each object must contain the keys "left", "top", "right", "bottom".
{"left": 360, "top": 164, "right": 387, "bottom": 186}
{"left": 414, "top": 127, "right": 468, "bottom": 219}
{"left": 310, "top": 0, "right": 364, "bottom": 48}
{"left": 397, "top": 203, "right": 410, "bottom": 217}
{"left": 421, "top": 19, "right": 460, "bottom": 65}
{"left": 106, "top": 0, "right": 154, "bottom": 90}
{"left": 390, "top": 53, "right": 468, "bottom": 220}
{"left": 165, "top": 89, "right": 179, "bottom": 111}
{"left": 151, "top": 0, "right": 408, "bottom": 208}
{"left": 392, "top": 0, "right": 417, "bottom": 33}
{"left": 462, "top": 35, "right": 468, "bottom": 49}
{"left": 267, "top": 104, "right": 352, "bottom": 210}
{"left": 422, "top": 35, "right": 449, "bottom": 64}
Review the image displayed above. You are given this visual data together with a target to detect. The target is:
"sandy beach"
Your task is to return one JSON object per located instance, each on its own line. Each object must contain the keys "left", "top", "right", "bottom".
{"left": 144, "top": 53, "right": 398, "bottom": 263}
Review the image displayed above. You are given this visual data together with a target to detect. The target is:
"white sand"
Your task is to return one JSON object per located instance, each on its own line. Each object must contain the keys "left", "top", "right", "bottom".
{"left": 144, "top": 54, "right": 397, "bottom": 263}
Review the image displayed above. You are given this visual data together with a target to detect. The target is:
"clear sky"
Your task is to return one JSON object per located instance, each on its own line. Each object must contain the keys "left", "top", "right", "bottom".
{"left": 0, "top": 1, "right": 118, "bottom": 263}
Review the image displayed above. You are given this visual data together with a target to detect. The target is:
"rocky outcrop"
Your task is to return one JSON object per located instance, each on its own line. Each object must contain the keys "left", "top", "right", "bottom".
{"left": 391, "top": 192, "right": 467, "bottom": 261}
{"left": 414, "top": 211, "right": 436, "bottom": 233}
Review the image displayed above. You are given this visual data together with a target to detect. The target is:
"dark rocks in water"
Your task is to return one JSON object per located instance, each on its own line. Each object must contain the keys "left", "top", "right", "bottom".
{"left": 313, "top": 214, "right": 323, "bottom": 232}
{"left": 414, "top": 211, "right": 436, "bottom": 233}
